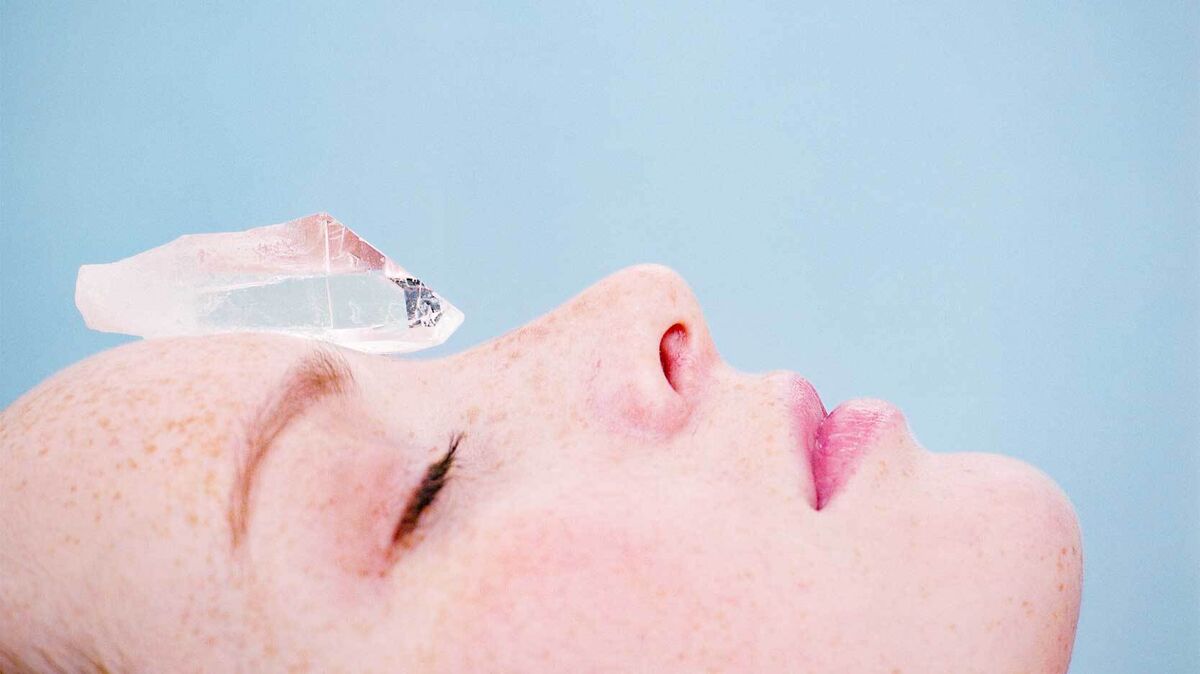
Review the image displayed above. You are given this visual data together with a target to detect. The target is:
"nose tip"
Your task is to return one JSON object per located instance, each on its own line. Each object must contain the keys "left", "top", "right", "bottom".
{"left": 591, "top": 264, "right": 717, "bottom": 356}
{"left": 602, "top": 264, "right": 706, "bottom": 314}
{"left": 579, "top": 264, "right": 720, "bottom": 437}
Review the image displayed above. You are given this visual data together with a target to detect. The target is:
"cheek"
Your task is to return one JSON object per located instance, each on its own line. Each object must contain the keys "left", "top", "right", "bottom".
{"left": 464, "top": 506, "right": 669, "bottom": 608}
{"left": 441, "top": 503, "right": 696, "bottom": 667}
{"left": 432, "top": 487, "right": 787, "bottom": 672}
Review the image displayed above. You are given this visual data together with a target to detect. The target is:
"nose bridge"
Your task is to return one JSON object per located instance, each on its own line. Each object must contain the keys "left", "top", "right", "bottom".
{"left": 573, "top": 264, "right": 720, "bottom": 438}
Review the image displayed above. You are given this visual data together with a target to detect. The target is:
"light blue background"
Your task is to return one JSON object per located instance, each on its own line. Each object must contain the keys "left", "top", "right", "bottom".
{"left": 2, "top": 1, "right": 1196, "bottom": 669}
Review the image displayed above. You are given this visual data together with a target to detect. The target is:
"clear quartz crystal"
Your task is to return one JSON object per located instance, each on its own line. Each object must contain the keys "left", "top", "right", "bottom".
{"left": 75, "top": 213, "right": 464, "bottom": 354}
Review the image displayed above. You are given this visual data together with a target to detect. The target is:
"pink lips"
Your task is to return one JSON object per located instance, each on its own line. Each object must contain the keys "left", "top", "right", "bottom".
{"left": 788, "top": 375, "right": 899, "bottom": 510}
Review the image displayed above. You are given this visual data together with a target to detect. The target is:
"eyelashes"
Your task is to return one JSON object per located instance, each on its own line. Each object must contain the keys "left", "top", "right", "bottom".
{"left": 391, "top": 432, "right": 462, "bottom": 548}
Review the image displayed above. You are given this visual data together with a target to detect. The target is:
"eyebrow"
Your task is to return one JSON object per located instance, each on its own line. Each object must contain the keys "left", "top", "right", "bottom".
{"left": 228, "top": 348, "right": 356, "bottom": 549}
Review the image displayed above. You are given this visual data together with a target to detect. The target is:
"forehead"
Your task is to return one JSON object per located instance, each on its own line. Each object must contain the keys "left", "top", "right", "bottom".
{"left": 10, "top": 336, "right": 365, "bottom": 452}
{"left": 102, "top": 337, "right": 311, "bottom": 404}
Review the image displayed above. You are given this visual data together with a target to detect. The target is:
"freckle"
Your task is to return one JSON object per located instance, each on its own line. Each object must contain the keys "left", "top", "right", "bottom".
{"left": 98, "top": 417, "right": 112, "bottom": 429}
{"left": 112, "top": 491, "right": 122, "bottom": 501}
{"left": 186, "top": 512, "right": 200, "bottom": 527}
{"left": 37, "top": 446, "right": 49, "bottom": 456}
{"left": 1058, "top": 583, "right": 1065, "bottom": 592}
{"left": 69, "top": 484, "right": 78, "bottom": 493}
{"left": 144, "top": 441, "right": 158, "bottom": 455}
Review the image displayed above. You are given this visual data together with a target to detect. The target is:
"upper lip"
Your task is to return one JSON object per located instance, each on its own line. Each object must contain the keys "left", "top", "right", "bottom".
{"left": 787, "top": 374, "right": 827, "bottom": 509}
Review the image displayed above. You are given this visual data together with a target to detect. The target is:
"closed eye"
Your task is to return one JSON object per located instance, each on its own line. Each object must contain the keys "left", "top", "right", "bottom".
{"left": 391, "top": 432, "right": 462, "bottom": 548}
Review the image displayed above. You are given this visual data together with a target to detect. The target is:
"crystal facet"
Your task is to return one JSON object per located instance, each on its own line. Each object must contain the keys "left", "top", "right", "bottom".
{"left": 75, "top": 213, "right": 464, "bottom": 354}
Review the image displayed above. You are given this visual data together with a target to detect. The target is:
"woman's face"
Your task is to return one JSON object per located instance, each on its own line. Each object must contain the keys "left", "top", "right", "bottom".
{"left": 0, "top": 265, "right": 1081, "bottom": 673}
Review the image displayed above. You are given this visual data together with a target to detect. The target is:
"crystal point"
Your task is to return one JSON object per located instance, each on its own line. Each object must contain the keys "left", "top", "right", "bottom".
{"left": 75, "top": 213, "right": 464, "bottom": 354}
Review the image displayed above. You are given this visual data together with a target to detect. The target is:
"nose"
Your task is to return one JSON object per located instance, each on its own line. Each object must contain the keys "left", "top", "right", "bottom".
{"left": 564, "top": 264, "right": 721, "bottom": 438}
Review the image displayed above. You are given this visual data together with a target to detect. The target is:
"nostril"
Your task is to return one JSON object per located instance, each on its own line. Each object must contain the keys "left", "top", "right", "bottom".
{"left": 659, "top": 323, "right": 689, "bottom": 393}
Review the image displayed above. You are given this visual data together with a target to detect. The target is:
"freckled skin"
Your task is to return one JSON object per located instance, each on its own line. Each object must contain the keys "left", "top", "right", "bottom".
{"left": 0, "top": 265, "right": 1082, "bottom": 673}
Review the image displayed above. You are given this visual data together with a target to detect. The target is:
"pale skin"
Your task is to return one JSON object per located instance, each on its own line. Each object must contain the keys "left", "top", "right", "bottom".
{"left": 0, "top": 265, "right": 1082, "bottom": 673}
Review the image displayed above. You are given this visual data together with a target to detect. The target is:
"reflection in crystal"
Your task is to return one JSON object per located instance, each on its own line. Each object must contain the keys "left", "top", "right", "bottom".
{"left": 392, "top": 277, "right": 444, "bottom": 328}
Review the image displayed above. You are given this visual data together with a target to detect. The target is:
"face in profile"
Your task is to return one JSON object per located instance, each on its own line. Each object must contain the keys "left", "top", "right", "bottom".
{"left": 0, "top": 265, "right": 1081, "bottom": 673}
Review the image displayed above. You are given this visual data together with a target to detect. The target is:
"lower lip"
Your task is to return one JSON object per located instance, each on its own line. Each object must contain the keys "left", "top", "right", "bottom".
{"left": 811, "top": 401, "right": 898, "bottom": 509}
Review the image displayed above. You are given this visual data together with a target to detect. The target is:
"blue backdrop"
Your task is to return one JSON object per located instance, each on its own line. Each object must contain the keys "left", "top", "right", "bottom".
{"left": 2, "top": 2, "right": 1196, "bottom": 670}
